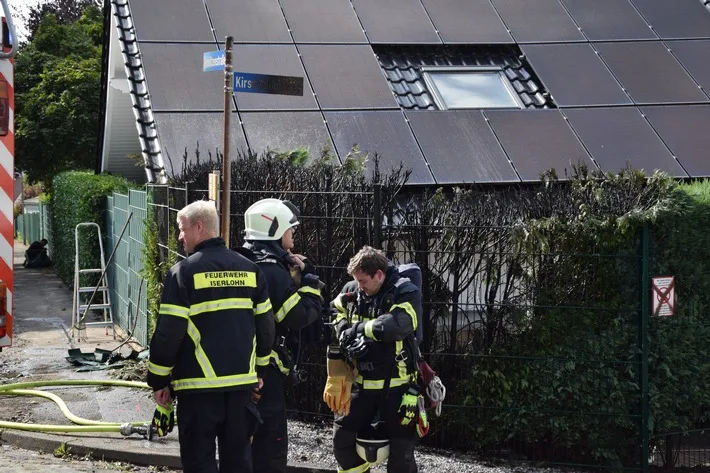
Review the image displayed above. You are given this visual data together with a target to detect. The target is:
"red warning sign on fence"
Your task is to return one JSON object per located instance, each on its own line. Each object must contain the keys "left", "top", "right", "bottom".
{"left": 652, "top": 276, "right": 675, "bottom": 317}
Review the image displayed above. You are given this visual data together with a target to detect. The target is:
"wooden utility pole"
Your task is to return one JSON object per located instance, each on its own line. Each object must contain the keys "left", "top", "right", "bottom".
{"left": 220, "top": 36, "right": 233, "bottom": 245}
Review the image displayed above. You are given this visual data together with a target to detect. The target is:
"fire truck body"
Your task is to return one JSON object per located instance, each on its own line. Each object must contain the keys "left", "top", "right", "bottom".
{"left": 0, "top": 0, "right": 17, "bottom": 350}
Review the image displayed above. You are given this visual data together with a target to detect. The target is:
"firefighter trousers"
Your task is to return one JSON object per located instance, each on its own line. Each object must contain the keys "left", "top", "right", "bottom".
{"left": 177, "top": 390, "right": 255, "bottom": 473}
{"left": 333, "top": 384, "right": 418, "bottom": 473}
{"left": 252, "top": 365, "right": 288, "bottom": 473}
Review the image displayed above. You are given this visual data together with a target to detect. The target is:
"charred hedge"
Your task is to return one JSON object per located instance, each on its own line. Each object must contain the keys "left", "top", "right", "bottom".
{"left": 156, "top": 147, "right": 710, "bottom": 469}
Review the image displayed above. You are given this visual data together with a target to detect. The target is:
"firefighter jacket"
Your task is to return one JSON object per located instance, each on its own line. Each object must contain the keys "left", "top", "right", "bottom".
{"left": 147, "top": 237, "right": 275, "bottom": 394}
{"left": 236, "top": 241, "right": 324, "bottom": 377}
{"left": 332, "top": 263, "right": 422, "bottom": 390}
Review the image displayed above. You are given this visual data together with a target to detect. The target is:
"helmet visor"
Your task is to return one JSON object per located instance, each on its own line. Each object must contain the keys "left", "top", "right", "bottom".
{"left": 283, "top": 200, "right": 300, "bottom": 225}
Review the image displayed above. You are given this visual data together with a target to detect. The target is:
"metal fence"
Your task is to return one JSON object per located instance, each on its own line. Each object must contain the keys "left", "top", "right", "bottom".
{"left": 15, "top": 202, "right": 51, "bottom": 251}
{"left": 100, "top": 184, "right": 709, "bottom": 473}
{"left": 105, "top": 190, "right": 149, "bottom": 346}
{"left": 14, "top": 212, "right": 39, "bottom": 243}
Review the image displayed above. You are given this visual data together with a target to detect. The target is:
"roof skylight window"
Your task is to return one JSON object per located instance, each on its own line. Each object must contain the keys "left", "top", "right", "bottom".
{"left": 422, "top": 67, "right": 523, "bottom": 110}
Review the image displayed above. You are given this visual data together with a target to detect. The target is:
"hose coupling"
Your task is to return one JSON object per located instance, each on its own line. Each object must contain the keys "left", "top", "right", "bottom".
{"left": 120, "top": 422, "right": 152, "bottom": 440}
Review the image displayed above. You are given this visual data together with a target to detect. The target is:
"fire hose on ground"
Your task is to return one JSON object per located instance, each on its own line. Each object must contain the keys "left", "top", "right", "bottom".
{"left": 0, "top": 379, "right": 157, "bottom": 439}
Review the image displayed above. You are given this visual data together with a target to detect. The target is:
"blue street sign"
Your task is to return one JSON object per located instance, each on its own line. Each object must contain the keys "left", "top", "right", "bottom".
{"left": 203, "top": 50, "right": 225, "bottom": 72}
{"left": 233, "top": 72, "right": 304, "bottom": 97}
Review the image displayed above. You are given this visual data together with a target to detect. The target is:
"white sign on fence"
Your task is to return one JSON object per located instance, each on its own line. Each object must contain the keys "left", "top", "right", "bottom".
{"left": 652, "top": 276, "right": 675, "bottom": 317}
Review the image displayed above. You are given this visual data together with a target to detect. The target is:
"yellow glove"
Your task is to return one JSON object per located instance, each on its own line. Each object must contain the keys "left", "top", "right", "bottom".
{"left": 338, "top": 363, "right": 355, "bottom": 416}
{"left": 398, "top": 385, "right": 420, "bottom": 426}
{"left": 151, "top": 403, "right": 175, "bottom": 438}
{"left": 323, "top": 351, "right": 353, "bottom": 415}
{"left": 323, "top": 376, "right": 344, "bottom": 412}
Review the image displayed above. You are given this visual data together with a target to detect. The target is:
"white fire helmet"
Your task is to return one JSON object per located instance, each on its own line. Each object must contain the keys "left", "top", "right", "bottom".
{"left": 355, "top": 422, "right": 390, "bottom": 466}
{"left": 244, "top": 198, "right": 300, "bottom": 241}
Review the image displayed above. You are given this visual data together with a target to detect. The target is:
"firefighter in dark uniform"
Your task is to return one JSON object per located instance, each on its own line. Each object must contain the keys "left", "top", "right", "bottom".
{"left": 147, "top": 200, "right": 275, "bottom": 473}
{"left": 326, "top": 246, "right": 422, "bottom": 473}
{"left": 235, "top": 198, "right": 325, "bottom": 473}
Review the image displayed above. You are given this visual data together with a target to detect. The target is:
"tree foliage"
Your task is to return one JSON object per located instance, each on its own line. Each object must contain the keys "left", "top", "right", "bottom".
{"left": 14, "top": 5, "right": 103, "bottom": 186}
{"left": 18, "top": 0, "right": 100, "bottom": 43}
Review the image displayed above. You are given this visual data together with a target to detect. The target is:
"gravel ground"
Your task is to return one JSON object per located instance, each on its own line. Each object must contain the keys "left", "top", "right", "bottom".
{"left": 287, "top": 419, "right": 571, "bottom": 473}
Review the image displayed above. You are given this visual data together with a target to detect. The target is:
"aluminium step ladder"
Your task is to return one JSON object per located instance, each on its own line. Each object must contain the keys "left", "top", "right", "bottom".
{"left": 72, "top": 222, "right": 115, "bottom": 342}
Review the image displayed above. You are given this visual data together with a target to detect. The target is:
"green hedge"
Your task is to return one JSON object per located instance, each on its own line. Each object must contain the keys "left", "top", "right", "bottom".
{"left": 140, "top": 192, "right": 179, "bottom": 338}
{"left": 50, "top": 171, "right": 133, "bottom": 287}
{"left": 453, "top": 176, "right": 710, "bottom": 466}
{"left": 647, "top": 181, "right": 710, "bottom": 439}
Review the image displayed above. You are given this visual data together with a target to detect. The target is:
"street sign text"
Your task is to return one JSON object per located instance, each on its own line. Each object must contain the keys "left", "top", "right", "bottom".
{"left": 233, "top": 72, "right": 304, "bottom": 96}
{"left": 203, "top": 50, "right": 225, "bottom": 72}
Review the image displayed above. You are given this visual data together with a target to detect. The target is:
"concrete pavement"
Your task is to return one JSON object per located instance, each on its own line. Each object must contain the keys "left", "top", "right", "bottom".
{"left": 0, "top": 240, "right": 329, "bottom": 472}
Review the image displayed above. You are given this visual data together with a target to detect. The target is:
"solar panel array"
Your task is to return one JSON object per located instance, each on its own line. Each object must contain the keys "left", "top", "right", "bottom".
{"left": 122, "top": 0, "right": 710, "bottom": 183}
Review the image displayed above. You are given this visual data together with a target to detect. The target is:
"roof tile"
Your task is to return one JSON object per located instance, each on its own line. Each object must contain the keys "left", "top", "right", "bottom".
{"left": 414, "top": 95, "right": 436, "bottom": 109}
{"left": 519, "top": 94, "right": 534, "bottom": 107}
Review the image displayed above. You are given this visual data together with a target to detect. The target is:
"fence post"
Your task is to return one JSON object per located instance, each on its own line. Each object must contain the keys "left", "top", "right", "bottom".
{"left": 449, "top": 226, "right": 461, "bottom": 354}
{"left": 20, "top": 184, "right": 26, "bottom": 244}
{"left": 39, "top": 202, "right": 44, "bottom": 240}
{"left": 640, "top": 224, "right": 650, "bottom": 473}
{"left": 418, "top": 221, "right": 430, "bottom": 354}
{"left": 373, "top": 183, "right": 381, "bottom": 249}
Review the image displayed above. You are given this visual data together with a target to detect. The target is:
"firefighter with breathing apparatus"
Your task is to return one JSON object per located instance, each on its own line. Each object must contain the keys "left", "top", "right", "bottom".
{"left": 324, "top": 245, "right": 430, "bottom": 473}
{"left": 235, "top": 198, "right": 325, "bottom": 473}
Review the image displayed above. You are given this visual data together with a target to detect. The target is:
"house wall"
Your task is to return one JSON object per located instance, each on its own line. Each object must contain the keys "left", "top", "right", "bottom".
{"left": 387, "top": 236, "right": 530, "bottom": 350}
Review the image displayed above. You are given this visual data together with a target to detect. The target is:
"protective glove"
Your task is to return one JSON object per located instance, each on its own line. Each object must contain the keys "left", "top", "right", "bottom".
{"left": 332, "top": 292, "right": 356, "bottom": 312}
{"left": 289, "top": 257, "right": 318, "bottom": 282}
{"left": 416, "top": 395, "right": 429, "bottom": 438}
{"left": 323, "top": 375, "right": 343, "bottom": 413}
{"left": 339, "top": 361, "right": 355, "bottom": 416}
{"left": 323, "top": 348, "right": 354, "bottom": 415}
{"left": 341, "top": 333, "right": 373, "bottom": 360}
{"left": 339, "top": 322, "right": 363, "bottom": 351}
{"left": 151, "top": 403, "right": 175, "bottom": 437}
{"left": 301, "top": 259, "right": 317, "bottom": 276}
{"left": 302, "top": 273, "right": 326, "bottom": 292}
{"left": 398, "top": 385, "right": 420, "bottom": 426}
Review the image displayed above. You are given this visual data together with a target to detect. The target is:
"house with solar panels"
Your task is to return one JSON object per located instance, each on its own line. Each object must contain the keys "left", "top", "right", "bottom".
{"left": 97, "top": 0, "right": 710, "bottom": 186}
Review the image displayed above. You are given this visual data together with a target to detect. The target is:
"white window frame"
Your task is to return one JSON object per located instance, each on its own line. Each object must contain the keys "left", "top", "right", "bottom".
{"left": 421, "top": 66, "right": 524, "bottom": 110}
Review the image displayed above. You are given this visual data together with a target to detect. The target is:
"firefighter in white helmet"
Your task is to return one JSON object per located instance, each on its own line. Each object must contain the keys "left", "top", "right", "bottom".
{"left": 234, "top": 198, "right": 325, "bottom": 473}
